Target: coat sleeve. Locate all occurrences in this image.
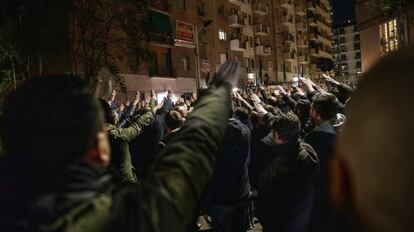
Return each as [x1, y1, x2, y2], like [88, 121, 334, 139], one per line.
[117, 111, 155, 142]
[113, 83, 232, 231]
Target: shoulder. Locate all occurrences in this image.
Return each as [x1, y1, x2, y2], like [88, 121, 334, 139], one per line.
[297, 142, 319, 166]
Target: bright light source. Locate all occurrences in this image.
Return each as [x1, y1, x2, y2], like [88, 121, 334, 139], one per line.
[247, 73, 255, 80]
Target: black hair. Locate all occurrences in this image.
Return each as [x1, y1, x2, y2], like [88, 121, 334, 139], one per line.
[312, 93, 340, 121]
[234, 107, 249, 122]
[295, 99, 311, 123]
[0, 75, 105, 199]
[165, 110, 183, 131]
[99, 98, 117, 124]
[272, 112, 300, 142]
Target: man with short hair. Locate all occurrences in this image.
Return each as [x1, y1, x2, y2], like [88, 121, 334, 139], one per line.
[0, 59, 240, 231]
[99, 98, 157, 183]
[256, 113, 319, 232]
[305, 93, 351, 232]
[331, 48, 414, 232]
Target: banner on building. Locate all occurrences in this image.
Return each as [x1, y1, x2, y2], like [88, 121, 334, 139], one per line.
[175, 20, 195, 48]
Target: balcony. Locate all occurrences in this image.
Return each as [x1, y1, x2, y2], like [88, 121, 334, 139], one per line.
[254, 24, 270, 36]
[281, 14, 294, 27]
[281, 0, 293, 9]
[310, 48, 320, 57]
[283, 32, 295, 43]
[309, 32, 318, 41]
[253, 3, 269, 16]
[229, 0, 245, 7]
[229, 15, 246, 28]
[230, 38, 247, 52]
[317, 34, 332, 45]
[308, 15, 317, 27]
[298, 55, 309, 64]
[256, 45, 272, 56]
[296, 22, 306, 31]
[296, 5, 306, 16]
[319, 49, 333, 59]
[316, 5, 330, 19]
[307, 1, 316, 11]
[297, 39, 308, 48]
[149, 32, 174, 46]
[283, 51, 296, 62]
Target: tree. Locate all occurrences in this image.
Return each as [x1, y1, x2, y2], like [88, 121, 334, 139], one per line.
[0, 0, 151, 94]
[69, 0, 151, 92]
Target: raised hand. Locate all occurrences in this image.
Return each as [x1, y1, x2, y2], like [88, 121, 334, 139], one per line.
[299, 78, 315, 93]
[216, 59, 241, 88]
[322, 73, 340, 86]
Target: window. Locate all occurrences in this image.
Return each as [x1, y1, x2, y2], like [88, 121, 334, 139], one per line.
[218, 5, 225, 16]
[380, 18, 398, 55]
[220, 53, 227, 64]
[181, 55, 190, 71]
[177, 0, 186, 11]
[356, 61, 362, 69]
[218, 29, 227, 41]
[197, 3, 206, 17]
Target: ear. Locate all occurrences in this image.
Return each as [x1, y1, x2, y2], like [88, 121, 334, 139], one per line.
[87, 131, 111, 168]
[330, 157, 352, 210]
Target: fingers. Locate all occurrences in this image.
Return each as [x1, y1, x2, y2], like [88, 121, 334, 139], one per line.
[219, 59, 239, 78]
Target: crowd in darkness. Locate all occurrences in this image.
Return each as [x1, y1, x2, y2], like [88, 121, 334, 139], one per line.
[0, 48, 414, 232]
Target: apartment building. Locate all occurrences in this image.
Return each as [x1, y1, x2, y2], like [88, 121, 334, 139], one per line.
[120, 0, 334, 98]
[356, 0, 414, 73]
[333, 20, 362, 84]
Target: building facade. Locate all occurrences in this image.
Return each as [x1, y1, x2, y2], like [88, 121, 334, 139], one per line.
[356, 0, 414, 73]
[119, 0, 334, 100]
[333, 20, 361, 85]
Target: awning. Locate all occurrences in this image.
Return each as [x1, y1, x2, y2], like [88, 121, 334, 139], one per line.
[150, 10, 172, 34]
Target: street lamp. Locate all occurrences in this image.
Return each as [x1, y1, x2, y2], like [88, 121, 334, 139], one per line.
[195, 20, 213, 90]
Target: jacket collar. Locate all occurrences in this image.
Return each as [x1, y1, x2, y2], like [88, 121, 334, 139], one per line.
[313, 120, 336, 135]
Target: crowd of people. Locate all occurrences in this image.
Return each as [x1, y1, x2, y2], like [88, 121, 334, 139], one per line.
[0, 48, 413, 232]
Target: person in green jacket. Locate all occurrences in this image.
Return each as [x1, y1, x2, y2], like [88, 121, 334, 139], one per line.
[99, 95, 160, 183]
[0, 59, 240, 232]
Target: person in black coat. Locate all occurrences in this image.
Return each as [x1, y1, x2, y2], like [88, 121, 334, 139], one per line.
[305, 93, 351, 232]
[205, 118, 251, 232]
[256, 113, 319, 232]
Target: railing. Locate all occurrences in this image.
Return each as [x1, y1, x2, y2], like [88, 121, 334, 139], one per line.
[253, 2, 269, 15]
[229, 14, 246, 27]
[149, 32, 174, 45]
[254, 24, 270, 34]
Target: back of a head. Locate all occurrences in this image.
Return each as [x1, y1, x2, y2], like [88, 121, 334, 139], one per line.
[0, 75, 104, 202]
[99, 98, 117, 124]
[295, 99, 311, 121]
[234, 107, 249, 122]
[272, 112, 300, 143]
[312, 93, 339, 121]
[337, 48, 414, 232]
[165, 110, 183, 131]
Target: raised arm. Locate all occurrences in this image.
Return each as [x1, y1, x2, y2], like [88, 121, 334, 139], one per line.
[144, 60, 238, 228]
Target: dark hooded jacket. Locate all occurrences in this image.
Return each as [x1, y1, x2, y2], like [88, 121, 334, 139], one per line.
[256, 141, 319, 232]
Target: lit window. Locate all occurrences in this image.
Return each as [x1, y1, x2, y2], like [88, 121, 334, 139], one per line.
[380, 19, 398, 55]
[218, 29, 227, 41]
[181, 55, 190, 71]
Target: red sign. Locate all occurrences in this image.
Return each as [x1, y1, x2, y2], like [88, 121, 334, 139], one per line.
[175, 20, 195, 48]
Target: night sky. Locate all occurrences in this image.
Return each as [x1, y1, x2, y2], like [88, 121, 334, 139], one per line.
[332, 0, 356, 24]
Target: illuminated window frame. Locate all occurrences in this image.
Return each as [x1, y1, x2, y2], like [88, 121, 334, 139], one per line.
[379, 19, 398, 55]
